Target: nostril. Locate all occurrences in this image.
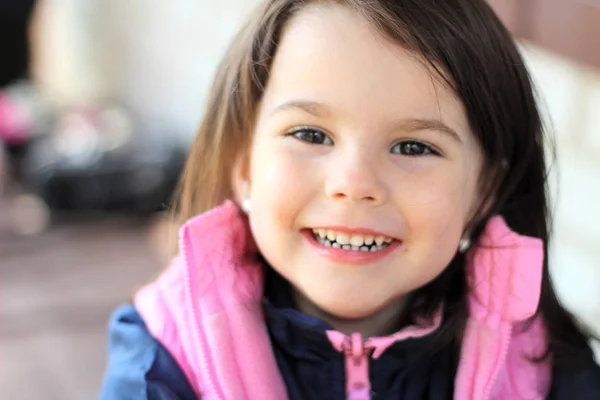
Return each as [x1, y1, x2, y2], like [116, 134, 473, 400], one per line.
[326, 180, 385, 204]
[352, 194, 377, 202]
[332, 192, 377, 202]
[332, 192, 348, 200]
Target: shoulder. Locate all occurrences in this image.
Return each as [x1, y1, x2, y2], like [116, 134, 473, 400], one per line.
[548, 355, 600, 399]
[100, 304, 197, 400]
[135, 256, 188, 341]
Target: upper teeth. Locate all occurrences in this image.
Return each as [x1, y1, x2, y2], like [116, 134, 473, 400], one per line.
[312, 228, 392, 247]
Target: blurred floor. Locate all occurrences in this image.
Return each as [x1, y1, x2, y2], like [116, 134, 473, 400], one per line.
[0, 196, 163, 400]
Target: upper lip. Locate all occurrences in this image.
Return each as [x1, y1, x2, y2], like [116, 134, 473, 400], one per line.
[308, 226, 398, 240]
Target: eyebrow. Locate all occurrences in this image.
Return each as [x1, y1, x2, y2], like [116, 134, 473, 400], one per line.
[271, 99, 330, 118]
[270, 99, 463, 143]
[400, 118, 463, 144]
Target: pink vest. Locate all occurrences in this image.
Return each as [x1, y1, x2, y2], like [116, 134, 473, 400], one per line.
[135, 201, 551, 399]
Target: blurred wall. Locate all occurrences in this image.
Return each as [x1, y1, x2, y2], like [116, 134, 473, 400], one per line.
[29, 0, 261, 143]
[490, 0, 600, 69]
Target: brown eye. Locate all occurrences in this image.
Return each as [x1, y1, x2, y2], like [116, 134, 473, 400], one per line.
[391, 140, 437, 156]
[288, 128, 333, 145]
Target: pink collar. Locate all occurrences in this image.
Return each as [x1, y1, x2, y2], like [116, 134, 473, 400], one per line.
[136, 200, 549, 400]
[326, 307, 443, 358]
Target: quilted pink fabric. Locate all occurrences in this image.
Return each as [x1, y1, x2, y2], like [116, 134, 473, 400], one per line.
[136, 201, 550, 399]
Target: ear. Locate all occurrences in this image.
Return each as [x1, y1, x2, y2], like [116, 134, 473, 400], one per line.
[231, 151, 251, 204]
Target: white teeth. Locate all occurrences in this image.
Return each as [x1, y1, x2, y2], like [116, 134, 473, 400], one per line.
[336, 233, 350, 245]
[350, 235, 364, 247]
[312, 228, 394, 251]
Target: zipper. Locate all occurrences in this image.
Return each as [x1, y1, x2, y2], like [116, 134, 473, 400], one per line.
[482, 324, 513, 400]
[340, 333, 375, 400]
[181, 229, 224, 400]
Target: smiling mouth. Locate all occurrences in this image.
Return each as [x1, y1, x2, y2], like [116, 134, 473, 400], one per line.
[310, 228, 394, 252]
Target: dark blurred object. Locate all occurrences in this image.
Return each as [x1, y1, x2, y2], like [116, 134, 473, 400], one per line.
[0, 81, 184, 235]
[21, 102, 185, 214]
[0, 0, 36, 87]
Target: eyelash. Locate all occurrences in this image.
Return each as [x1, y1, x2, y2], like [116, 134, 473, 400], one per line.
[390, 140, 439, 156]
[286, 127, 334, 145]
[286, 127, 439, 156]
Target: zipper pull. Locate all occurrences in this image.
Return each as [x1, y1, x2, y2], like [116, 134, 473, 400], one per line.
[341, 333, 373, 400]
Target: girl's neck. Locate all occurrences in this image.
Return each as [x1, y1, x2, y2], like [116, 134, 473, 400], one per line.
[293, 291, 407, 338]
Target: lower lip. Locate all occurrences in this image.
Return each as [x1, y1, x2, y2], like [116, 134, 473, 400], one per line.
[302, 230, 401, 265]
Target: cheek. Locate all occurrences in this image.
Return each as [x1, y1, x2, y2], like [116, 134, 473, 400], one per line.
[248, 141, 322, 278]
[249, 139, 319, 231]
[399, 162, 478, 256]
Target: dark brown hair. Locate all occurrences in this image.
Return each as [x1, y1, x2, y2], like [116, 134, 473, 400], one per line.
[177, 0, 597, 367]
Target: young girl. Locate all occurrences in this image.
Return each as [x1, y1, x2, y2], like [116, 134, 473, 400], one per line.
[100, 0, 600, 398]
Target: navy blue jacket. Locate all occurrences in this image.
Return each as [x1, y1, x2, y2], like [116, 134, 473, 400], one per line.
[100, 303, 600, 400]
[101, 271, 600, 399]
[101, 303, 458, 400]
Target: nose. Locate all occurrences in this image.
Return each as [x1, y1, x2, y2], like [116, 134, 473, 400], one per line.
[324, 150, 387, 206]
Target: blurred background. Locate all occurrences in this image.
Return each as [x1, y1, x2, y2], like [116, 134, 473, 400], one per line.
[0, 0, 598, 398]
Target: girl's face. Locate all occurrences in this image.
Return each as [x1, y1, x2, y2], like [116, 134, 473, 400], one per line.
[237, 5, 482, 324]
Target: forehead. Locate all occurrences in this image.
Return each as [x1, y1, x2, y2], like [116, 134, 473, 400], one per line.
[259, 4, 470, 137]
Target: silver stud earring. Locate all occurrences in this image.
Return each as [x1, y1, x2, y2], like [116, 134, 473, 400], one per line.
[458, 236, 471, 254]
[241, 197, 251, 214]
